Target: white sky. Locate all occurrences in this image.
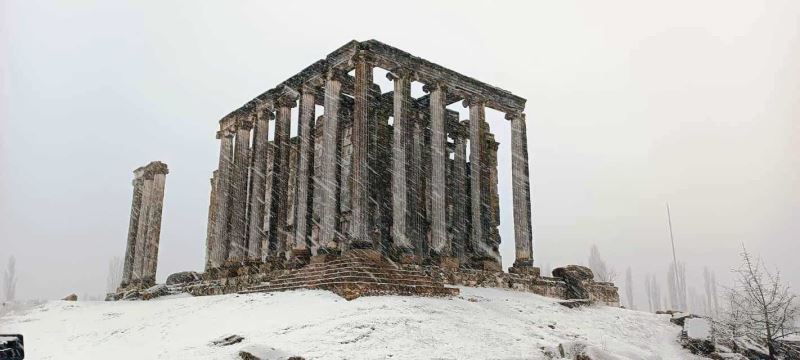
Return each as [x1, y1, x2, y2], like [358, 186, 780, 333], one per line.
[1, 0, 798, 306]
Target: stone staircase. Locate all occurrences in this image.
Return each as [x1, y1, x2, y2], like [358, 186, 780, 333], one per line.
[241, 250, 459, 300]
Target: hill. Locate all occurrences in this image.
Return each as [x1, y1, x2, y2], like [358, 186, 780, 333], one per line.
[0, 287, 699, 359]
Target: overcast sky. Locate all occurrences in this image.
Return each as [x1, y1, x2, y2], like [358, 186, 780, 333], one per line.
[1, 0, 798, 305]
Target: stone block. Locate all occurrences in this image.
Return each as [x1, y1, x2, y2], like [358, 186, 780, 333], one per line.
[475, 260, 502, 272]
[310, 253, 338, 264]
[439, 257, 460, 271]
[166, 271, 202, 285]
[509, 265, 540, 277]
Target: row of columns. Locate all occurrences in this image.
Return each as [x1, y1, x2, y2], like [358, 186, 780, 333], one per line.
[207, 52, 533, 270]
[121, 161, 169, 288]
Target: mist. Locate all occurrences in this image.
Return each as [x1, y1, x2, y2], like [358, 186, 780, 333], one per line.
[1, 0, 798, 305]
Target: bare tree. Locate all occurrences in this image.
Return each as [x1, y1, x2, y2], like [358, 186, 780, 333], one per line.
[667, 261, 687, 311]
[645, 274, 662, 312]
[3, 256, 17, 302]
[716, 288, 752, 354]
[106, 256, 123, 293]
[624, 267, 635, 310]
[688, 286, 704, 314]
[588, 245, 616, 282]
[731, 245, 799, 359]
[703, 267, 719, 316]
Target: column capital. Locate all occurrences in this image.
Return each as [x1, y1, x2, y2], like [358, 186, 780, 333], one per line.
[215, 128, 235, 139]
[254, 99, 274, 114]
[386, 67, 413, 81]
[462, 96, 486, 108]
[275, 95, 298, 109]
[422, 81, 447, 94]
[325, 68, 347, 82]
[144, 161, 169, 175]
[258, 108, 275, 121]
[505, 111, 526, 121]
[353, 49, 376, 65]
[300, 80, 322, 94]
[233, 114, 254, 131]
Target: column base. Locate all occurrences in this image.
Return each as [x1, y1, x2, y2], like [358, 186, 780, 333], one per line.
[509, 263, 540, 277]
[438, 256, 460, 271]
[289, 248, 312, 269]
[310, 250, 340, 264]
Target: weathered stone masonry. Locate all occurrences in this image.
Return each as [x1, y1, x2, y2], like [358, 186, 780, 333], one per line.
[120, 161, 168, 289]
[204, 39, 534, 273]
[111, 40, 618, 305]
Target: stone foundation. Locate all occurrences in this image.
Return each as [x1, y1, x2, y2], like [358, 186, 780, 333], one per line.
[110, 252, 619, 306]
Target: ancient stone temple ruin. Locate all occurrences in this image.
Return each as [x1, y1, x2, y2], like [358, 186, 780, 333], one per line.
[119, 161, 169, 290]
[206, 39, 533, 274]
[112, 40, 618, 305]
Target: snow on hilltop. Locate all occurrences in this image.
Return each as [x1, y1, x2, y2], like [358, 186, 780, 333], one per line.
[0, 287, 700, 359]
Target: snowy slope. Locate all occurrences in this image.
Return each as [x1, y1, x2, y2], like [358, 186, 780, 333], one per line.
[0, 287, 700, 359]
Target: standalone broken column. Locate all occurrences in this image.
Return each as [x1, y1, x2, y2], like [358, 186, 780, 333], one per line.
[120, 161, 168, 289]
[142, 161, 168, 284]
[121, 167, 146, 288]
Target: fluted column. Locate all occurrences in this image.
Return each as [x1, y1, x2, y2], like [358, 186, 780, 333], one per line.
[143, 162, 168, 283]
[247, 106, 272, 260]
[270, 97, 295, 258]
[426, 83, 448, 256]
[350, 52, 373, 249]
[293, 86, 316, 255]
[211, 128, 235, 267]
[410, 112, 426, 258]
[227, 116, 253, 262]
[451, 122, 469, 261]
[467, 99, 486, 257]
[121, 169, 145, 286]
[205, 171, 218, 270]
[132, 172, 153, 281]
[509, 112, 534, 267]
[319, 71, 342, 251]
[388, 70, 412, 253]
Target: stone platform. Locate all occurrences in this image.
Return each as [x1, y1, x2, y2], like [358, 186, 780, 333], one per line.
[240, 250, 459, 300]
[112, 253, 618, 305]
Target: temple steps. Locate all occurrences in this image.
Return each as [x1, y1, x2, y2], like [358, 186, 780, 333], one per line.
[240, 250, 459, 300]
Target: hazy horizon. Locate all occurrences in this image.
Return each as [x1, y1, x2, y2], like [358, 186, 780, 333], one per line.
[1, 0, 798, 308]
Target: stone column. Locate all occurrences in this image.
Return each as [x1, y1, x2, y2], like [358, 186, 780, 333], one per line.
[482, 130, 501, 265]
[350, 52, 373, 249]
[205, 171, 218, 270]
[132, 172, 153, 281]
[247, 105, 272, 260]
[121, 169, 145, 286]
[426, 83, 448, 257]
[211, 128, 235, 267]
[410, 112, 427, 259]
[388, 69, 412, 254]
[143, 162, 168, 283]
[293, 86, 316, 258]
[269, 97, 295, 258]
[227, 115, 253, 262]
[509, 112, 534, 268]
[319, 71, 342, 251]
[467, 99, 486, 258]
[451, 122, 469, 261]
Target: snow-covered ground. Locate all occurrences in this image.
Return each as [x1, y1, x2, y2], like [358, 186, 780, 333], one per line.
[0, 287, 700, 359]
